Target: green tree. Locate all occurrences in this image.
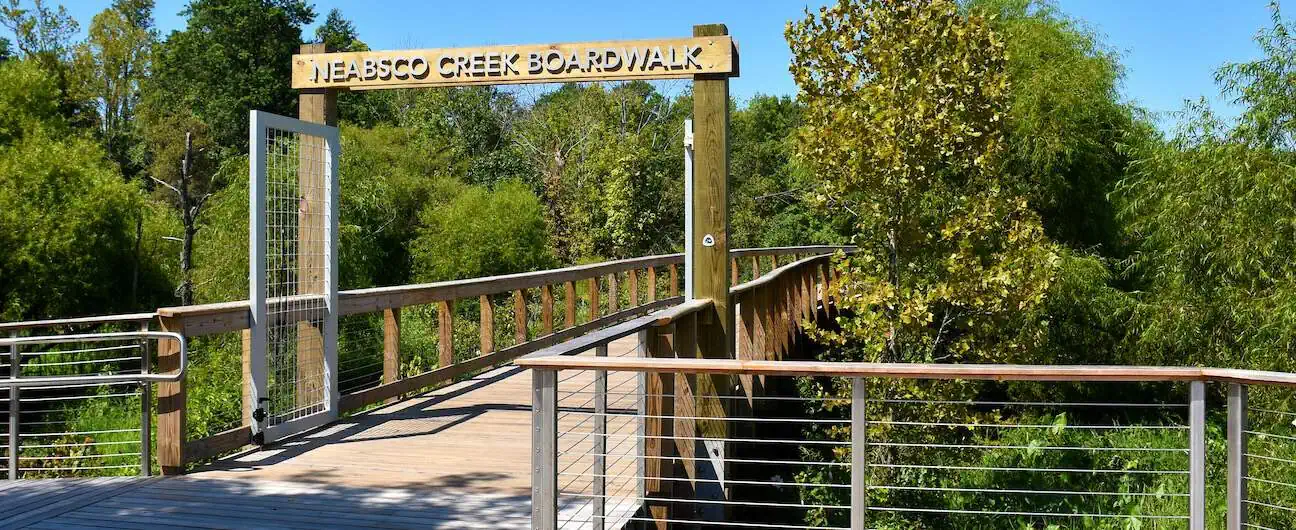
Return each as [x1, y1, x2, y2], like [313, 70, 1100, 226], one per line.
[411, 180, 554, 282]
[788, 0, 1058, 362]
[148, 0, 315, 151]
[0, 0, 95, 128]
[73, 0, 156, 178]
[0, 36, 12, 62]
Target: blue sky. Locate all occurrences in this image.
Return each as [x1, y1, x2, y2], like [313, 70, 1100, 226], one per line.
[51, 0, 1278, 124]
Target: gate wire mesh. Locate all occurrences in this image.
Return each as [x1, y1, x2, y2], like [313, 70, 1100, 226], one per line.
[263, 126, 330, 427]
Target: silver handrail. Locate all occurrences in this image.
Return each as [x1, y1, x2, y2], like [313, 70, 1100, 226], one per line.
[0, 331, 186, 389]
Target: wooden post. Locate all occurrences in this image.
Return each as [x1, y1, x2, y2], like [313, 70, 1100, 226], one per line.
[588, 277, 601, 321]
[644, 325, 677, 529]
[296, 42, 337, 413]
[669, 264, 679, 298]
[480, 295, 494, 354]
[565, 281, 577, 327]
[241, 329, 252, 427]
[690, 23, 732, 355]
[647, 266, 658, 302]
[514, 290, 528, 344]
[383, 308, 400, 386]
[731, 257, 739, 286]
[541, 285, 554, 335]
[608, 274, 619, 313]
[750, 256, 759, 278]
[157, 316, 186, 475]
[438, 301, 454, 368]
[629, 269, 640, 307]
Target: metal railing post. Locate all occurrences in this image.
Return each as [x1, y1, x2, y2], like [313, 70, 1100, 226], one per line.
[1189, 381, 1206, 530]
[851, 377, 867, 530]
[594, 344, 608, 530]
[531, 368, 558, 530]
[139, 322, 152, 477]
[8, 331, 17, 481]
[1228, 383, 1248, 530]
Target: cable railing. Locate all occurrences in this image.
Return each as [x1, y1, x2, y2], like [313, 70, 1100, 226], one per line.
[517, 252, 1296, 530]
[0, 330, 187, 479]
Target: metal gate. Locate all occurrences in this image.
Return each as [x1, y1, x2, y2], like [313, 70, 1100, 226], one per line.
[248, 110, 340, 444]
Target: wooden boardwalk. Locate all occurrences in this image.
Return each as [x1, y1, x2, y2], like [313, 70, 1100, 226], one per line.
[0, 337, 642, 529]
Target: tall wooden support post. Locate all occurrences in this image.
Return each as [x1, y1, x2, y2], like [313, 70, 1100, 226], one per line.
[644, 325, 677, 529]
[689, 23, 736, 517]
[296, 42, 338, 412]
[157, 316, 186, 475]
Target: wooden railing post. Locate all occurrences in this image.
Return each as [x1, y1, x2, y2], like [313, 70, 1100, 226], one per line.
[647, 266, 657, 302]
[541, 285, 554, 335]
[588, 277, 601, 321]
[608, 274, 619, 313]
[644, 325, 676, 529]
[565, 281, 577, 327]
[157, 315, 186, 475]
[750, 255, 759, 278]
[479, 295, 494, 354]
[669, 264, 679, 298]
[731, 257, 739, 286]
[629, 270, 639, 307]
[383, 308, 401, 402]
[438, 301, 454, 368]
[514, 290, 528, 344]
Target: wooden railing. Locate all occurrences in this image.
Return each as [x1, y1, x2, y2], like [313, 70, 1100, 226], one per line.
[134, 246, 842, 473]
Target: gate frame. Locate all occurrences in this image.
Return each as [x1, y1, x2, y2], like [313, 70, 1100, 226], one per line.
[248, 109, 342, 445]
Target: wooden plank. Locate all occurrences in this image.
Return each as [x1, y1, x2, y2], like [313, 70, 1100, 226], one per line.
[629, 269, 639, 307]
[643, 326, 675, 529]
[588, 277, 601, 321]
[439, 300, 454, 369]
[184, 425, 253, 464]
[608, 273, 619, 313]
[0, 477, 154, 529]
[564, 281, 577, 328]
[480, 295, 494, 354]
[668, 264, 678, 297]
[241, 329, 251, 427]
[383, 308, 400, 387]
[646, 266, 657, 302]
[515, 356, 1216, 382]
[513, 290, 527, 345]
[541, 285, 554, 335]
[157, 316, 186, 475]
[291, 36, 736, 90]
[731, 257, 739, 286]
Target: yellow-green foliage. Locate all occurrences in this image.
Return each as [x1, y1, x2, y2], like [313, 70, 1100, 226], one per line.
[787, 0, 1058, 363]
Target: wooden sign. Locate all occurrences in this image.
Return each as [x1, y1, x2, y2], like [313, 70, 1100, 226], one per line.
[291, 36, 736, 90]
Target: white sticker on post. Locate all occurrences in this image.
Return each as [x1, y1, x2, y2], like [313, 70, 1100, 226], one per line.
[702, 234, 716, 247]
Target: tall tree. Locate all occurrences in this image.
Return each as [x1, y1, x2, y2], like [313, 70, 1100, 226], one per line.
[73, 0, 156, 178]
[0, 0, 94, 127]
[788, 0, 1058, 362]
[147, 0, 314, 151]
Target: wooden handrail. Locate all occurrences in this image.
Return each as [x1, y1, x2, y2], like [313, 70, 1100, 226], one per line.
[513, 356, 1296, 388]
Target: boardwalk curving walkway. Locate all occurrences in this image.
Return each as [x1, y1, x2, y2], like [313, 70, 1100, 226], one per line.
[0, 336, 642, 529]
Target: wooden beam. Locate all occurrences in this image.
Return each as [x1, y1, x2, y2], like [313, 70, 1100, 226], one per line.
[608, 274, 619, 313]
[669, 264, 679, 297]
[541, 284, 554, 335]
[629, 270, 639, 307]
[565, 281, 578, 328]
[291, 37, 736, 91]
[157, 316, 186, 475]
[297, 42, 336, 417]
[480, 295, 494, 354]
[588, 277, 601, 321]
[644, 325, 676, 529]
[514, 289, 528, 344]
[383, 308, 400, 386]
[647, 266, 657, 302]
[438, 300, 454, 368]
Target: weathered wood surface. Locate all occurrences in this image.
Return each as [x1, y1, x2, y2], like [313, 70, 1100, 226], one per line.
[0, 335, 643, 529]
